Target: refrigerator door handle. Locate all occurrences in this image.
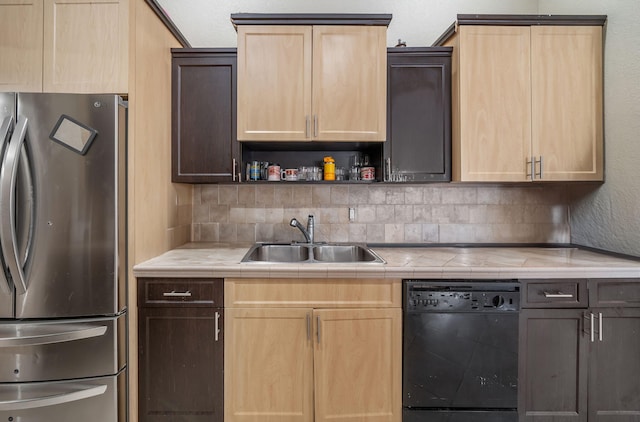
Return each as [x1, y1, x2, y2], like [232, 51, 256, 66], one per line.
[0, 116, 29, 294]
[0, 116, 14, 295]
[0, 324, 108, 347]
[0, 383, 107, 411]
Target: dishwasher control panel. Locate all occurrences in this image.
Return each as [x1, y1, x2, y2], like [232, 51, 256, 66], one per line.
[404, 280, 520, 312]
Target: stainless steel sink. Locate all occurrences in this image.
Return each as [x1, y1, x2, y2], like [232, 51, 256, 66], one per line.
[241, 243, 384, 264]
[312, 245, 382, 263]
[242, 244, 310, 263]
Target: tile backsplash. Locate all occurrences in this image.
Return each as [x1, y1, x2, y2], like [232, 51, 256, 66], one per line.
[192, 184, 570, 244]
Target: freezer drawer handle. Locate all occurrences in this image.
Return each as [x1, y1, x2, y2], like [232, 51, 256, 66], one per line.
[0, 383, 107, 411]
[0, 116, 29, 295]
[0, 324, 107, 347]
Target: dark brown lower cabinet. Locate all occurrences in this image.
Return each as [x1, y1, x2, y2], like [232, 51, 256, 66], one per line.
[519, 279, 640, 422]
[588, 308, 640, 421]
[519, 308, 588, 421]
[138, 278, 223, 422]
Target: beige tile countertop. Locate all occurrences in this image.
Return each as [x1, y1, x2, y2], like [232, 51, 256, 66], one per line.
[132, 243, 640, 280]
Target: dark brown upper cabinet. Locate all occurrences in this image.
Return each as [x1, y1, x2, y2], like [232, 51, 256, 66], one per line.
[171, 48, 239, 183]
[384, 47, 452, 182]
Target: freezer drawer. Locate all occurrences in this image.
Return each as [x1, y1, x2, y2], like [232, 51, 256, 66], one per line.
[0, 315, 125, 382]
[0, 370, 126, 421]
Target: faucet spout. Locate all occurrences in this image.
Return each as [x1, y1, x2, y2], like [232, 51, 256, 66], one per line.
[290, 214, 315, 244]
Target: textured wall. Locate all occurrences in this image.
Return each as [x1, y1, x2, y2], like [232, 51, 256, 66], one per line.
[193, 184, 570, 244]
[539, 0, 640, 256]
[157, 0, 538, 47]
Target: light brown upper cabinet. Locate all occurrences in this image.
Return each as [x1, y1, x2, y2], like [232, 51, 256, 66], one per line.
[441, 15, 605, 182]
[0, 0, 44, 92]
[0, 0, 128, 93]
[236, 22, 388, 142]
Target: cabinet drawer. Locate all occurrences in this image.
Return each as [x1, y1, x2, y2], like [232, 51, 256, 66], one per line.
[521, 279, 588, 308]
[138, 278, 223, 307]
[224, 278, 401, 308]
[589, 279, 640, 308]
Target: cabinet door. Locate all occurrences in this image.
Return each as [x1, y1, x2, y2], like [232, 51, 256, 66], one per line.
[314, 308, 402, 422]
[224, 308, 314, 422]
[588, 308, 640, 421]
[312, 26, 387, 142]
[457, 26, 531, 182]
[386, 48, 451, 181]
[531, 26, 603, 181]
[0, 0, 43, 92]
[138, 307, 224, 422]
[172, 50, 239, 183]
[518, 309, 588, 422]
[237, 26, 312, 141]
[43, 0, 128, 93]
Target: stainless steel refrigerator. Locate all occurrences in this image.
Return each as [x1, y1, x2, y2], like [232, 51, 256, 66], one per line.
[0, 93, 127, 421]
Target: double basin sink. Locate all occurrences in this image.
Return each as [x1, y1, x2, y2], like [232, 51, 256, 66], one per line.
[241, 243, 385, 264]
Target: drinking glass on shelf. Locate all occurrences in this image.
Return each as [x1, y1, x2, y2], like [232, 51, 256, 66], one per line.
[349, 166, 360, 181]
[350, 153, 362, 168]
[298, 166, 308, 181]
[308, 166, 322, 181]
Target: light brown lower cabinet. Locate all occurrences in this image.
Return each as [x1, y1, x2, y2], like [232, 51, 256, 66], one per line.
[224, 278, 402, 422]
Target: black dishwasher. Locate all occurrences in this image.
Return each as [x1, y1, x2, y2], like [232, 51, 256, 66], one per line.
[403, 280, 520, 422]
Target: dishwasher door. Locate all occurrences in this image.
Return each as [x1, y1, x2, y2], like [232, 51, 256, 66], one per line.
[403, 310, 519, 408]
[403, 280, 520, 413]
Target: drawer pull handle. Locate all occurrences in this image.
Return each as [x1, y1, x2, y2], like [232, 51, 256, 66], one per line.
[163, 291, 192, 297]
[543, 291, 574, 298]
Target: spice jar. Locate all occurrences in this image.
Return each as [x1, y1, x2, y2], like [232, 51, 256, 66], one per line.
[323, 156, 335, 181]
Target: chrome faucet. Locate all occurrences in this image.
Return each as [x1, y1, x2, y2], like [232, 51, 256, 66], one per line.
[290, 215, 315, 244]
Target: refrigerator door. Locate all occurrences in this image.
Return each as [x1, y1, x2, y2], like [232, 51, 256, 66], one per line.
[12, 93, 124, 319]
[0, 93, 16, 317]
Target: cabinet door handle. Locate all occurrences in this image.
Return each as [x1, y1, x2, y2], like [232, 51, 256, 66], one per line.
[543, 291, 574, 298]
[526, 158, 534, 180]
[214, 311, 220, 342]
[590, 313, 595, 342]
[385, 157, 391, 181]
[316, 315, 321, 344]
[313, 115, 318, 138]
[232, 158, 237, 182]
[162, 291, 192, 297]
[306, 313, 311, 341]
[598, 312, 603, 342]
[534, 156, 543, 179]
[305, 116, 310, 138]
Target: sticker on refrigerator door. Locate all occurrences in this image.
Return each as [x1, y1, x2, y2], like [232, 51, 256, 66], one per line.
[49, 114, 97, 155]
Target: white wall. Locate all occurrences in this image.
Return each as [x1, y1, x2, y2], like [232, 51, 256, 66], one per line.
[158, 0, 538, 47]
[538, 0, 640, 256]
